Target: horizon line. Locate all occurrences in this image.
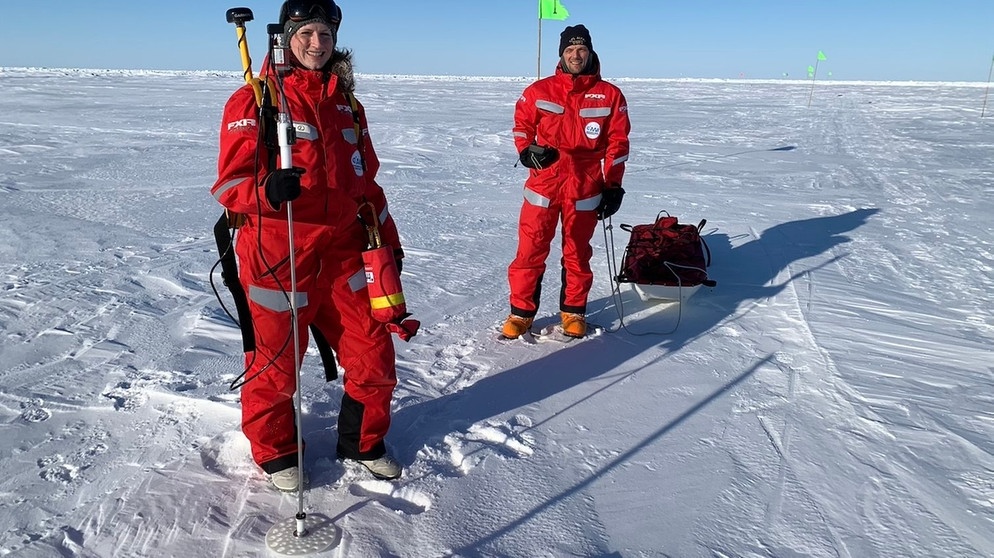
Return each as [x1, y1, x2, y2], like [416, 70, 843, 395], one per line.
[1, 66, 989, 88]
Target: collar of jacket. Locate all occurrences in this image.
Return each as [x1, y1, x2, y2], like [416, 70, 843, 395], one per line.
[554, 51, 601, 91]
[554, 66, 600, 92]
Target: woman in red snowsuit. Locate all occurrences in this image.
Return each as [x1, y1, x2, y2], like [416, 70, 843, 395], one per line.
[211, 0, 403, 489]
[503, 24, 631, 339]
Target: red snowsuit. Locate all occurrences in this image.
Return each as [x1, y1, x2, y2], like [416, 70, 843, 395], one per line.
[212, 52, 402, 473]
[509, 58, 630, 317]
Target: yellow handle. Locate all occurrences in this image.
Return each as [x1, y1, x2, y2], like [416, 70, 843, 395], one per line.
[233, 23, 277, 108]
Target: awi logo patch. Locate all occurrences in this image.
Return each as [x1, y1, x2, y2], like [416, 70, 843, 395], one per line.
[352, 150, 364, 176]
[584, 122, 601, 139]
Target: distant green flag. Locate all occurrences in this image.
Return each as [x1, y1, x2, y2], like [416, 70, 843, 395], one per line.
[540, 0, 569, 20]
[808, 65, 815, 74]
[817, 50, 827, 61]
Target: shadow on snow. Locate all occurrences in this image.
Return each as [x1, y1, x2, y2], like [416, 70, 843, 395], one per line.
[389, 207, 880, 553]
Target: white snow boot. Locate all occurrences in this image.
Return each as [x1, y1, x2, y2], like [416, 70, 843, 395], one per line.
[267, 466, 304, 492]
[357, 454, 402, 480]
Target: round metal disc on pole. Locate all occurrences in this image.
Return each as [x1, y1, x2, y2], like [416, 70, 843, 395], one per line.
[266, 514, 341, 556]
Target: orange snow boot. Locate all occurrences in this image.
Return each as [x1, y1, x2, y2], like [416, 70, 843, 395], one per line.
[501, 314, 534, 339]
[560, 312, 587, 338]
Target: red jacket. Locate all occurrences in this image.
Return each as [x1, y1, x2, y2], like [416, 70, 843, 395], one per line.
[513, 62, 630, 202]
[212, 52, 402, 258]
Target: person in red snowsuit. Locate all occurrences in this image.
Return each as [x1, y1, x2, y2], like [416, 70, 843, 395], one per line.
[503, 24, 631, 339]
[212, 0, 404, 490]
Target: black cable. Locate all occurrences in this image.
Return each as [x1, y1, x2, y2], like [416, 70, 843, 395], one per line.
[227, 50, 299, 392]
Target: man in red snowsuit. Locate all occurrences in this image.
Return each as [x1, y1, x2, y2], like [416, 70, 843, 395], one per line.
[212, 0, 404, 490]
[503, 24, 631, 339]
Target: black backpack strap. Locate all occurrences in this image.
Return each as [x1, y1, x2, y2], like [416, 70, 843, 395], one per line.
[310, 326, 339, 381]
[213, 212, 256, 353]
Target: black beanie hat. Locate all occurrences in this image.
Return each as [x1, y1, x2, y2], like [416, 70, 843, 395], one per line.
[559, 24, 593, 57]
[281, 0, 341, 44]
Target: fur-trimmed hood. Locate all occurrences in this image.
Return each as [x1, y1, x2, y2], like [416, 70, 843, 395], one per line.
[324, 48, 355, 93]
[260, 48, 356, 93]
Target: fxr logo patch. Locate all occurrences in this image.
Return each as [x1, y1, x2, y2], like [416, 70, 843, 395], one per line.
[227, 118, 257, 132]
[585, 93, 606, 99]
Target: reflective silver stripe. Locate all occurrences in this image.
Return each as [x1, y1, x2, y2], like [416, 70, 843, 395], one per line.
[249, 285, 308, 312]
[579, 107, 611, 118]
[576, 193, 603, 212]
[379, 203, 389, 224]
[513, 131, 528, 138]
[293, 122, 318, 140]
[535, 100, 564, 114]
[342, 128, 369, 145]
[213, 177, 247, 200]
[612, 154, 629, 166]
[348, 269, 367, 292]
[523, 187, 551, 208]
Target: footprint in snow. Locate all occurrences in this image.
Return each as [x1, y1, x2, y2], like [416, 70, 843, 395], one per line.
[37, 455, 80, 484]
[20, 399, 52, 423]
[442, 415, 535, 475]
[350, 480, 432, 514]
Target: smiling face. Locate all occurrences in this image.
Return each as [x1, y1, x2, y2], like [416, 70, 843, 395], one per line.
[289, 22, 335, 70]
[561, 44, 590, 75]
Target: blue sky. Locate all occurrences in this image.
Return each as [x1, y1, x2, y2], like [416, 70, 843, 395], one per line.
[1, 0, 991, 81]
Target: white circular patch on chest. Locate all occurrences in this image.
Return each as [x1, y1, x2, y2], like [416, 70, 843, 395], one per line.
[352, 150, 364, 176]
[584, 122, 601, 139]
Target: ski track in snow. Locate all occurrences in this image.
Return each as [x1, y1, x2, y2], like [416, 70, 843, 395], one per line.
[0, 69, 992, 556]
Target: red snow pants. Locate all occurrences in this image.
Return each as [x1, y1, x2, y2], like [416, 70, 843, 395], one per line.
[235, 219, 397, 472]
[507, 186, 600, 317]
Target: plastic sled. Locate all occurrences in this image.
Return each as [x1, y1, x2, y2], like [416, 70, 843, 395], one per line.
[630, 282, 702, 303]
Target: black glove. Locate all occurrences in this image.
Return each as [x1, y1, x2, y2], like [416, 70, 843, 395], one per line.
[519, 143, 560, 169]
[395, 258, 403, 274]
[596, 185, 625, 220]
[265, 167, 304, 208]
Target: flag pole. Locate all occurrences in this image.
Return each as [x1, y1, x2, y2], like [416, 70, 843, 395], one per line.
[537, 15, 543, 80]
[982, 53, 994, 118]
[807, 58, 820, 108]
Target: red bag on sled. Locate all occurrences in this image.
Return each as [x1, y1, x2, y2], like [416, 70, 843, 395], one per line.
[616, 212, 716, 288]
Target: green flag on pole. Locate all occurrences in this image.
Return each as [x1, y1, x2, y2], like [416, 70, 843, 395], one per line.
[817, 50, 827, 61]
[540, 0, 569, 20]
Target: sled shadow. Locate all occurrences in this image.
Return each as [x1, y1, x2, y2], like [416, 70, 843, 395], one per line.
[596, 206, 882, 352]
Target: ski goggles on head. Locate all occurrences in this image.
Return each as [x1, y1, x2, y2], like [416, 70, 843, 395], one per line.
[281, 0, 342, 28]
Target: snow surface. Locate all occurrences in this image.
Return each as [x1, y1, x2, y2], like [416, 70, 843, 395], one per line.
[1, 67, 992, 557]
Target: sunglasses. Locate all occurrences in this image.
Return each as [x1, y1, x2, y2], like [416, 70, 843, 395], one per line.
[282, 0, 342, 26]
